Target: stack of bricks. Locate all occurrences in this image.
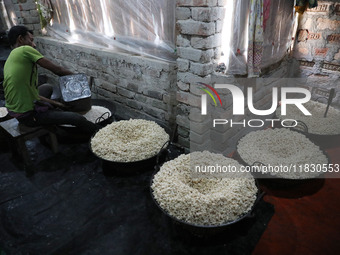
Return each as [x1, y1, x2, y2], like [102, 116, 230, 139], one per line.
[293, 0, 340, 108]
[175, 0, 290, 151]
[8, 0, 41, 34]
[176, 0, 225, 148]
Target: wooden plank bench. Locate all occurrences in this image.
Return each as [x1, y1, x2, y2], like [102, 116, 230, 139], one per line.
[0, 118, 58, 167]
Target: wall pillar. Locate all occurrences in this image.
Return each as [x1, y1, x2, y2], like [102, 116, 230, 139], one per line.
[175, 0, 225, 148]
[9, 0, 41, 34]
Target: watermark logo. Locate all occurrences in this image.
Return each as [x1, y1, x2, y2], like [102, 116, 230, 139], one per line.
[199, 82, 312, 128]
[198, 82, 223, 115]
[201, 84, 311, 116]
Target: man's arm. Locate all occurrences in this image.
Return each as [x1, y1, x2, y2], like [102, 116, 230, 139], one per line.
[37, 57, 73, 76]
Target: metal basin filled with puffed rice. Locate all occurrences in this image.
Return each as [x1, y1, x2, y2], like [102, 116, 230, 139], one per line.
[60, 99, 115, 129]
[87, 99, 115, 126]
[275, 100, 340, 148]
[235, 128, 330, 187]
[0, 107, 9, 122]
[57, 99, 115, 143]
[90, 119, 169, 176]
[150, 151, 263, 236]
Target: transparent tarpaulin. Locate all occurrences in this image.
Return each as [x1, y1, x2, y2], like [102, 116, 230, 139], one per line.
[261, 0, 296, 68]
[43, 0, 176, 62]
[225, 0, 249, 75]
[1, 0, 16, 30]
[223, 0, 296, 75]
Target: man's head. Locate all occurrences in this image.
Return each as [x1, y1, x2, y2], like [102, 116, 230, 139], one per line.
[7, 25, 36, 48]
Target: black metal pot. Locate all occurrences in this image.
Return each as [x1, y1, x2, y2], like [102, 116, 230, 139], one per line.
[59, 99, 115, 131]
[65, 97, 92, 113]
[273, 110, 340, 150]
[90, 99, 115, 126]
[150, 173, 264, 236]
[89, 138, 169, 177]
[234, 129, 331, 188]
[305, 133, 340, 150]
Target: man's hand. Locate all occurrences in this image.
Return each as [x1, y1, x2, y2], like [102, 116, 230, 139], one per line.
[38, 95, 70, 110]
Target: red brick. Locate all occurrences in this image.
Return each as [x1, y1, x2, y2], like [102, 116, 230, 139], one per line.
[299, 60, 315, 68]
[315, 48, 328, 57]
[317, 18, 340, 30]
[308, 33, 321, 40]
[334, 50, 340, 61]
[335, 4, 340, 15]
[322, 63, 340, 72]
[327, 34, 340, 44]
[306, 3, 330, 12]
[297, 47, 309, 56]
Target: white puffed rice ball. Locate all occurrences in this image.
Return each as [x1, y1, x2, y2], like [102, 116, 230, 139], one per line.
[91, 119, 169, 162]
[151, 151, 258, 226]
[276, 101, 340, 135]
[237, 128, 328, 179]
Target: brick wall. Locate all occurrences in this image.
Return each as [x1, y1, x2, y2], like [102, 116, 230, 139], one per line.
[207, 61, 291, 155]
[293, 0, 340, 109]
[5, 0, 305, 151]
[176, 0, 225, 148]
[36, 37, 177, 132]
[5, 0, 179, 137]
[6, 0, 41, 34]
[175, 0, 292, 152]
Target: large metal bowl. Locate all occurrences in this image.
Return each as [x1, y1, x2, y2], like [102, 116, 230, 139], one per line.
[89, 136, 169, 176]
[56, 99, 116, 143]
[234, 128, 331, 187]
[89, 98, 116, 126]
[273, 117, 340, 149]
[149, 170, 263, 236]
[58, 98, 115, 130]
[274, 99, 340, 149]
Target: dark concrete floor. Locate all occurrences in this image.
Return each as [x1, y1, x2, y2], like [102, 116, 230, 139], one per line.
[0, 126, 339, 255]
[0, 137, 274, 255]
[252, 137, 340, 255]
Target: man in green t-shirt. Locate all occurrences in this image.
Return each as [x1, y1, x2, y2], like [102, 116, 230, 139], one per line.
[3, 26, 98, 134]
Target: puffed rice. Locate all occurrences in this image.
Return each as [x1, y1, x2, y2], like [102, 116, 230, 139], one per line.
[91, 119, 169, 162]
[151, 151, 258, 226]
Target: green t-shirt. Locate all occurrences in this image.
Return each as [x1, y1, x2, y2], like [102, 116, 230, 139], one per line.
[3, 46, 44, 113]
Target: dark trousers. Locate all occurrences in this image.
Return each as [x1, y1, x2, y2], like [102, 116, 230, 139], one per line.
[17, 84, 98, 134]
[18, 109, 98, 134]
[38, 84, 54, 99]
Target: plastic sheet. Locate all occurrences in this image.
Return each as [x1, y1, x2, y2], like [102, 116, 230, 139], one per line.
[42, 0, 176, 62]
[223, 0, 296, 75]
[261, 0, 296, 68]
[225, 0, 249, 75]
[0, 0, 16, 31]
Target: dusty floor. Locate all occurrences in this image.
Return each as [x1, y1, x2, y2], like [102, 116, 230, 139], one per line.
[0, 128, 339, 254]
[0, 137, 274, 255]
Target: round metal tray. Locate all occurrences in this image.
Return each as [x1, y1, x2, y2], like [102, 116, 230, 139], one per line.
[273, 113, 340, 149]
[90, 136, 169, 177]
[234, 128, 331, 187]
[89, 99, 115, 126]
[150, 170, 264, 236]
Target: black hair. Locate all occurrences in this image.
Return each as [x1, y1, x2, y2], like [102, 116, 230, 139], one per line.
[7, 25, 33, 47]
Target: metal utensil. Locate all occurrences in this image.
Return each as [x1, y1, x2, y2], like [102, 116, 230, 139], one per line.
[324, 88, 335, 117]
